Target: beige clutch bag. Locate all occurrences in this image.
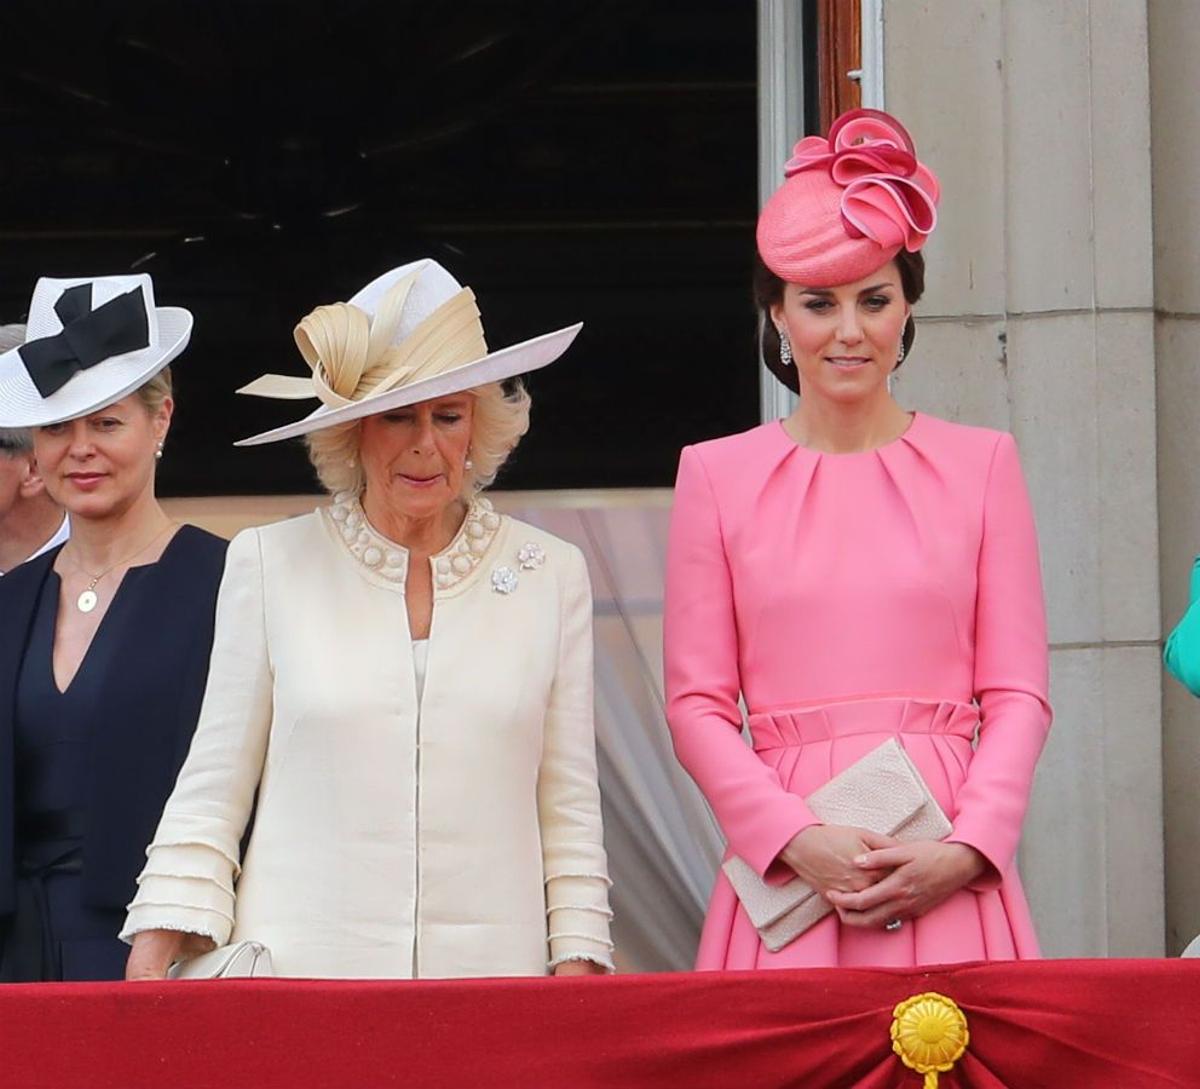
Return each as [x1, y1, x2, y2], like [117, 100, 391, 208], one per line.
[168, 940, 273, 980]
[722, 737, 952, 952]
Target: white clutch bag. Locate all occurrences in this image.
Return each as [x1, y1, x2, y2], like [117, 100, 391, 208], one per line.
[168, 940, 273, 980]
[722, 737, 952, 952]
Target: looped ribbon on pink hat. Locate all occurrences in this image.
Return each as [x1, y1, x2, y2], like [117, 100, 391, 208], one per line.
[784, 108, 939, 251]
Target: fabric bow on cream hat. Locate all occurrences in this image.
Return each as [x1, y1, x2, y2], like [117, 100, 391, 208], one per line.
[235, 258, 581, 446]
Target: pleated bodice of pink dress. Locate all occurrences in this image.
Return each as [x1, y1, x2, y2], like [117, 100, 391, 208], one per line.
[664, 412, 1051, 969]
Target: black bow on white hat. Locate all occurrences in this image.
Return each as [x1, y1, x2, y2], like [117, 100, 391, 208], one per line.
[0, 274, 192, 428]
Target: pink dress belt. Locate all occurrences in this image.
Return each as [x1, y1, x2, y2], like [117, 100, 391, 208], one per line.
[747, 697, 979, 752]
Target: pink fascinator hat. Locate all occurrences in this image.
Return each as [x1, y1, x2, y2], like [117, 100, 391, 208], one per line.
[756, 108, 940, 286]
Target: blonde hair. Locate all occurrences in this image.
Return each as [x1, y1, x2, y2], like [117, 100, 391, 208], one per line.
[305, 380, 531, 498]
[135, 367, 173, 416]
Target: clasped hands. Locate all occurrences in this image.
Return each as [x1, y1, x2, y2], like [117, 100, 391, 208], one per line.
[778, 824, 986, 930]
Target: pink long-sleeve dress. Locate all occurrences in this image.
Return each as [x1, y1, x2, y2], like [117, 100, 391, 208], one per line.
[664, 412, 1051, 969]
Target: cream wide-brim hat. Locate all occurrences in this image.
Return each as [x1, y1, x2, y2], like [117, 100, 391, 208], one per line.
[0, 274, 192, 428]
[234, 258, 582, 446]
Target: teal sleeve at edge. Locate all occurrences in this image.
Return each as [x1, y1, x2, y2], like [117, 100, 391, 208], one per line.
[1164, 556, 1200, 696]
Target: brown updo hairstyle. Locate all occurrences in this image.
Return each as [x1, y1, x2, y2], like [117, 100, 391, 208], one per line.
[755, 249, 926, 395]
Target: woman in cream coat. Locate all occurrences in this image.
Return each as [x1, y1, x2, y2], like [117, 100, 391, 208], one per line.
[123, 259, 614, 979]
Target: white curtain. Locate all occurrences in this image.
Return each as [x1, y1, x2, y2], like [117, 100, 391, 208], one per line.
[497, 496, 724, 972]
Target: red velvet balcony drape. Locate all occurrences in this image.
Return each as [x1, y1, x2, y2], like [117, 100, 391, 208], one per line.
[2, 960, 1197, 1088]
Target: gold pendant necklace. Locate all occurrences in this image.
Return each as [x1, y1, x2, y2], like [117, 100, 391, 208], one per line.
[71, 522, 175, 613]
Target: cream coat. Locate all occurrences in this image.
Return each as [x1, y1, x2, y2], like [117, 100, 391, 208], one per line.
[122, 494, 614, 978]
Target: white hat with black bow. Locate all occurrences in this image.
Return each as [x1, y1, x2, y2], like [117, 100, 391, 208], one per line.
[0, 274, 192, 428]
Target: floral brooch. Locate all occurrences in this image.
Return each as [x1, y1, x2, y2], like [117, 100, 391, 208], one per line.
[492, 541, 547, 594]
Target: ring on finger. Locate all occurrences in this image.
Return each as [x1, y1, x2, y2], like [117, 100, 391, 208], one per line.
[884, 918, 903, 932]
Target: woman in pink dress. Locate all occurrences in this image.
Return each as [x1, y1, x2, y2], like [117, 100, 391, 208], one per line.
[664, 109, 1051, 969]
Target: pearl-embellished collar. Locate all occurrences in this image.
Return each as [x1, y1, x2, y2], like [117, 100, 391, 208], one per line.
[324, 491, 503, 593]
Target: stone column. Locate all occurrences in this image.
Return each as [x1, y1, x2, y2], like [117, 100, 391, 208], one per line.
[1149, 1, 1200, 956]
[758, 0, 806, 422]
[884, 0, 1163, 955]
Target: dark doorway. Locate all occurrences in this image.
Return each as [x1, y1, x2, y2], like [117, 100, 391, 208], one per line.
[0, 1, 760, 494]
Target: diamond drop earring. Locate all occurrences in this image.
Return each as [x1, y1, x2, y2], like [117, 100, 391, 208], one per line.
[778, 329, 793, 367]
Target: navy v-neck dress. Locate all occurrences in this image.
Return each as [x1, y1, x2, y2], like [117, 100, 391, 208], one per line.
[0, 525, 227, 981]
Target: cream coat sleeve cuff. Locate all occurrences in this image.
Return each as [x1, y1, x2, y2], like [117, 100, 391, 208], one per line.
[545, 874, 615, 970]
[127, 841, 237, 931]
[120, 896, 233, 948]
[538, 548, 614, 970]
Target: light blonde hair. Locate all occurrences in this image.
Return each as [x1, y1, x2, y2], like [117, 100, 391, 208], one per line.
[305, 381, 531, 498]
[135, 367, 173, 416]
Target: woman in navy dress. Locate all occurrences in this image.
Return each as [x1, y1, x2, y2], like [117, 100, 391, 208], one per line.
[0, 273, 226, 981]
